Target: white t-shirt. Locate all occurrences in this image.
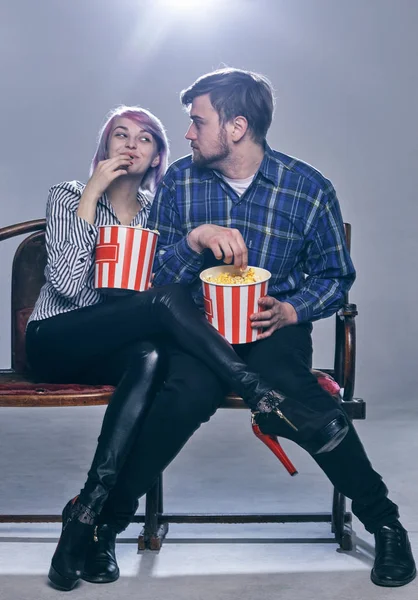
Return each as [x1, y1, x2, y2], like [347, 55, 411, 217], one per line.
[219, 173, 255, 197]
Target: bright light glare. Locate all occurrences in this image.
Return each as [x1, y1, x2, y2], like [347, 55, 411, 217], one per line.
[158, 0, 221, 10]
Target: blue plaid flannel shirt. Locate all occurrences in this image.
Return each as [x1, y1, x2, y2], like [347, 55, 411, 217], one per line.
[148, 145, 356, 323]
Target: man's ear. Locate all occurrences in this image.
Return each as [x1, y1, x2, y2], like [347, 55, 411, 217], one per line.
[231, 116, 248, 142]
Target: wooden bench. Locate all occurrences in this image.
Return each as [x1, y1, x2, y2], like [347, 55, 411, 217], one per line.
[0, 219, 364, 551]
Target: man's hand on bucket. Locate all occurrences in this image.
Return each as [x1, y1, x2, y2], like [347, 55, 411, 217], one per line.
[250, 297, 297, 339]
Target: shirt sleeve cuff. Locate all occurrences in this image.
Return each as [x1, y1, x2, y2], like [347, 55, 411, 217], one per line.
[283, 295, 312, 323]
[68, 215, 98, 252]
[174, 235, 205, 269]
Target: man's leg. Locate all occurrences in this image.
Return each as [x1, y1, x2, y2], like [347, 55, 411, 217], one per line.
[241, 324, 398, 530]
[98, 344, 227, 532]
[243, 323, 415, 587]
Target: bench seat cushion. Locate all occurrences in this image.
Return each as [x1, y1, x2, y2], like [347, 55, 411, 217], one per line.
[0, 373, 114, 407]
[0, 370, 340, 408]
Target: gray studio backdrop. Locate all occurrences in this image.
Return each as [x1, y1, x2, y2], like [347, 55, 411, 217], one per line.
[1, 0, 417, 407]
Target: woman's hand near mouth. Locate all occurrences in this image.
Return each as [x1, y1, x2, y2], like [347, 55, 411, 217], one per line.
[77, 156, 133, 224]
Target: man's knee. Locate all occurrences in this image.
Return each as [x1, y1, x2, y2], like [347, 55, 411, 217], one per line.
[165, 369, 226, 423]
[246, 328, 314, 398]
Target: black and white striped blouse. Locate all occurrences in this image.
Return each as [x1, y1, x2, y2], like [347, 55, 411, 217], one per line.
[28, 180, 151, 323]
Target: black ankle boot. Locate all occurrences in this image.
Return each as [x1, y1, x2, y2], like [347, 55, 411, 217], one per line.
[47, 344, 163, 590]
[82, 524, 120, 584]
[255, 391, 349, 454]
[48, 497, 97, 591]
[371, 522, 416, 587]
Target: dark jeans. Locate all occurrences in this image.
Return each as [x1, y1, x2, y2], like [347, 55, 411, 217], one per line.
[99, 323, 399, 535]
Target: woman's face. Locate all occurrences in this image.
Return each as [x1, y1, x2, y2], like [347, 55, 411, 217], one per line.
[107, 116, 160, 177]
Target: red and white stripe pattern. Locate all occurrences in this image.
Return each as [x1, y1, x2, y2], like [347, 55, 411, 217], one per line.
[95, 226, 158, 292]
[202, 280, 269, 344]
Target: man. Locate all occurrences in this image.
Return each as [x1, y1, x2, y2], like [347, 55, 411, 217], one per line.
[86, 68, 415, 588]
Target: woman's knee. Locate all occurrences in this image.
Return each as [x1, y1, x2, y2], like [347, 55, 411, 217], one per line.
[124, 340, 166, 380]
[131, 340, 160, 359]
[140, 340, 165, 363]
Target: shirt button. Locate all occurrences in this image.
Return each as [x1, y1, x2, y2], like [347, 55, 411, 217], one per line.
[79, 257, 86, 263]
[88, 229, 94, 235]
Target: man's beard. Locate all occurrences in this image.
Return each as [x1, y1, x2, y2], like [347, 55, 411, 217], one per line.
[192, 129, 230, 168]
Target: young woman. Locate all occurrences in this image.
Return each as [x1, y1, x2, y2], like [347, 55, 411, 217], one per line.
[26, 106, 348, 591]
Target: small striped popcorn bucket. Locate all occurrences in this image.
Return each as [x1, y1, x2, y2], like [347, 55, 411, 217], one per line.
[95, 225, 159, 292]
[200, 265, 271, 344]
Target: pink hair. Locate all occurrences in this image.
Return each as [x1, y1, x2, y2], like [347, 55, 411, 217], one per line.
[90, 105, 169, 193]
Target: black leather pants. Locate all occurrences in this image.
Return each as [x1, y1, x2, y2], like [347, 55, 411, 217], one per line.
[26, 284, 275, 408]
[26, 284, 346, 513]
[79, 342, 166, 512]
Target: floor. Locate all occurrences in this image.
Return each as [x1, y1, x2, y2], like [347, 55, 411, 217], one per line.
[0, 397, 417, 600]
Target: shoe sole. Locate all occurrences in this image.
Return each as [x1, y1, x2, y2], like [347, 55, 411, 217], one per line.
[82, 569, 120, 584]
[315, 423, 349, 454]
[371, 568, 417, 587]
[48, 565, 80, 591]
[308, 412, 350, 455]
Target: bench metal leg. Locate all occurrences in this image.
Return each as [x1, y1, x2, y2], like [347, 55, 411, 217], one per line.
[332, 487, 353, 550]
[138, 474, 168, 550]
[137, 476, 353, 552]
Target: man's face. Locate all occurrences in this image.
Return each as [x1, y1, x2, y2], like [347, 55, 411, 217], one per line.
[185, 94, 230, 168]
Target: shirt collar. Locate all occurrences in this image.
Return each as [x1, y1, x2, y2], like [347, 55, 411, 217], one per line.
[197, 166, 215, 182]
[138, 189, 154, 209]
[257, 144, 281, 186]
[97, 190, 152, 212]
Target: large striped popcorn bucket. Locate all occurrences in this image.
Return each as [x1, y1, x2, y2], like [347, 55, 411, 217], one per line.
[95, 225, 159, 292]
[200, 266, 271, 344]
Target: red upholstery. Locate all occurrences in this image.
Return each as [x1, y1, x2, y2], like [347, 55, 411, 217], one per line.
[0, 382, 115, 396]
[314, 372, 341, 397]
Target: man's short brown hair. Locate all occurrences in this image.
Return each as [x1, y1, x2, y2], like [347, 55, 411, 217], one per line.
[181, 68, 275, 144]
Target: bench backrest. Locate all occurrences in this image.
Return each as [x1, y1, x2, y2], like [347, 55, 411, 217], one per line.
[12, 230, 46, 372]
